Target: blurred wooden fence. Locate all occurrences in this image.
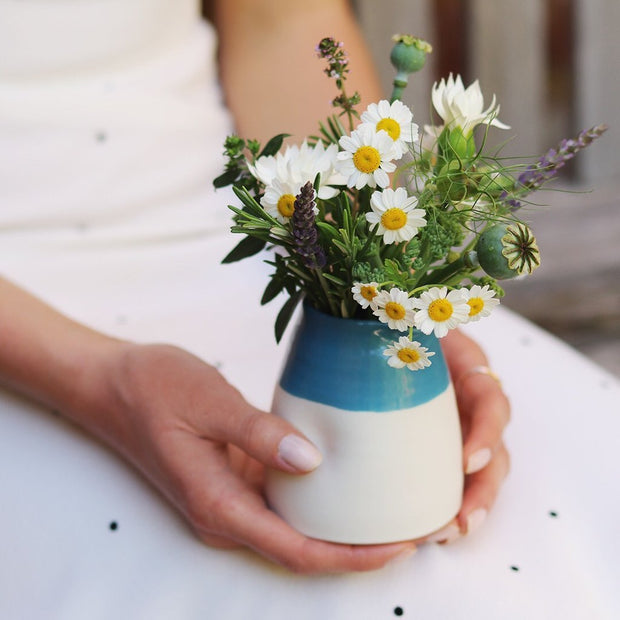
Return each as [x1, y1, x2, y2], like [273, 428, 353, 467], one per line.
[355, 0, 619, 183]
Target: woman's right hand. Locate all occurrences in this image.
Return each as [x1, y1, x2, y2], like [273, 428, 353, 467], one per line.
[97, 341, 418, 573]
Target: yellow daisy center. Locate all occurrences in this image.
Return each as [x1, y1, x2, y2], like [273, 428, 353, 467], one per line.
[381, 207, 407, 230]
[360, 285, 377, 302]
[397, 348, 420, 364]
[353, 146, 381, 174]
[385, 301, 406, 321]
[467, 297, 484, 316]
[277, 194, 296, 218]
[428, 299, 454, 322]
[376, 118, 401, 141]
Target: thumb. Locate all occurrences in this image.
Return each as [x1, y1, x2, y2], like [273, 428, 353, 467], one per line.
[200, 376, 322, 474]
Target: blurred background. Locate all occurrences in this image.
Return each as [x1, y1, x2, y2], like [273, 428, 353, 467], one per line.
[354, 0, 620, 377]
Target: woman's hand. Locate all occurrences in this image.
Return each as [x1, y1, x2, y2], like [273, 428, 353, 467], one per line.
[100, 332, 509, 568]
[423, 329, 511, 543]
[99, 342, 418, 574]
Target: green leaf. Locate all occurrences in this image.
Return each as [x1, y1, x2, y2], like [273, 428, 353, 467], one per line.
[213, 168, 239, 189]
[275, 291, 303, 343]
[221, 235, 266, 263]
[259, 133, 290, 158]
[321, 273, 347, 286]
[232, 186, 265, 217]
[261, 276, 284, 305]
[316, 221, 340, 240]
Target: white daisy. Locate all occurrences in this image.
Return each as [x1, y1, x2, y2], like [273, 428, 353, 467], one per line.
[351, 282, 380, 310]
[460, 285, 500, 322]
[359, 99, 419, 157]
[336, 125, 397, 189]
[366, 187, 427, 244]
[372, 287, 416, 331]
[249, 141, 343, 200]
[384, 336, 435, 371]
[412, 286, 469, 338]
[430, 73, 510, 137]
[260, 178, 317, 224]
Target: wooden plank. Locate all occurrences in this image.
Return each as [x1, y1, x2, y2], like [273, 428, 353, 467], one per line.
[574, 0, 620, 182]
[469, 0, 547, 157]
[355, 0, 436, 124]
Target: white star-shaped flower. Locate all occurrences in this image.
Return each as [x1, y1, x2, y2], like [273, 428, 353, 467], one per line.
[429, 73, 510, 137]
[249, 140, 343, 200]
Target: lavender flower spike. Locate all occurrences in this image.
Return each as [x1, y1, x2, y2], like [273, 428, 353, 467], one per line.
[507, 124, 608, 211]
[292, 181, 327, 269]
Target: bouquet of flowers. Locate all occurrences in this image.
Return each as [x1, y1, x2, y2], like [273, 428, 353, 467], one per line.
[214, 35, 605, 372]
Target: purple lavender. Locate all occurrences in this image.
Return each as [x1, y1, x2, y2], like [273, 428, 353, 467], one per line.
[505, 124, 607, 211]
[292, 182, 326, 269]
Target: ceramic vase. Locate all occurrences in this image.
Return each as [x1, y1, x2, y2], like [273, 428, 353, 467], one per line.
[265, 303, 464, 544]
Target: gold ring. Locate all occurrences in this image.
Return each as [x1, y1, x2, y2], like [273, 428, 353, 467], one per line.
[456, 365, 502, 392]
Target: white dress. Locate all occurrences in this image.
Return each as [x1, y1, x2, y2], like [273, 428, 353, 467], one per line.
[0, 2, 619, 619]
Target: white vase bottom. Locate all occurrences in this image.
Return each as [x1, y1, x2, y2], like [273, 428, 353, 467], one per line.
[266, 384, 464, 544]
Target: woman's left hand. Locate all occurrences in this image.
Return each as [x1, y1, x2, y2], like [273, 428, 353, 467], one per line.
[421, 329, 511, 544]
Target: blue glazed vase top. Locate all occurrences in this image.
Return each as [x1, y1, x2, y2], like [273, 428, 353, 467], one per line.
[278, 304, 450, 411]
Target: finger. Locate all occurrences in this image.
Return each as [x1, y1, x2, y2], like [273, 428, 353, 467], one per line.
[174, 437, 417, 573]
[441, 329, 490, 378]
[458, 373, 510, 474]
[421, 442, 510, 545]
[442, 329, 510, 473]
[457, 442, 510, 536]
[188, 368, 323, 474]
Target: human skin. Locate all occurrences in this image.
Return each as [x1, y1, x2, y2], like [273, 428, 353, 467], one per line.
[0, 0, 510, 573]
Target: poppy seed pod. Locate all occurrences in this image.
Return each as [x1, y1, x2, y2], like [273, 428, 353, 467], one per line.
[476, 222, 541, 279]
[390, 35, 432, 101]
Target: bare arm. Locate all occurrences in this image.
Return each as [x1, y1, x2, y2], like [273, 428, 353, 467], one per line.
[212, 0, 383, 141]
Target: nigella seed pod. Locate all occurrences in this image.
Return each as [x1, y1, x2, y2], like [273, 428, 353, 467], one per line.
[476, 222, 540, 279]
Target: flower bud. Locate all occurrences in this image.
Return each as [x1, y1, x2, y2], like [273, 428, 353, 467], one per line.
[476, 222, 540, 279]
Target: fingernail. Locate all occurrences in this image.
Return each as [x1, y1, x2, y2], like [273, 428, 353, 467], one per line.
[466, 448, 492, 474]
[277, 434, 323, 472]
[465, 508, 487, 535]
[426, 523, 461, 544]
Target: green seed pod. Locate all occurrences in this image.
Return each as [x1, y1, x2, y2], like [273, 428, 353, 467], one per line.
[476, 165, 515, 195]
[390, 35, 431, 74]
[476, 222, 541, 279]
[389, 35, 432, 101]
[436, 160, 468, 202]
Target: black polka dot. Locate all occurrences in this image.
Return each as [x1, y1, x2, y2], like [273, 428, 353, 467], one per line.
[95, 131, 107, 143]
[109, 521, 118, 531]
[393, 607, 404, 617]
[548, 510, 559, 518]
[510, 565, 520, 572]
